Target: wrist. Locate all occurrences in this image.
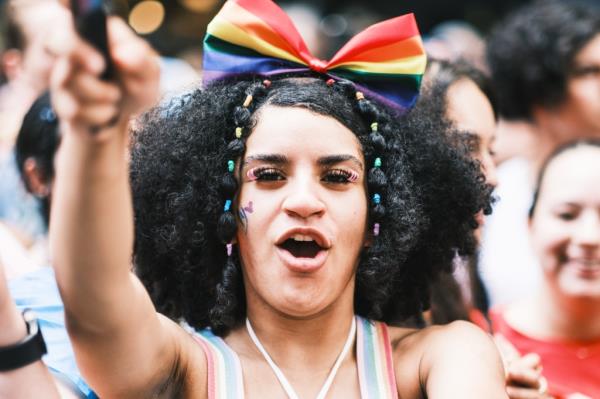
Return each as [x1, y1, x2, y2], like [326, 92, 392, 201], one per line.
[0, 300, 27, 346]
[0, 309, 47, 371]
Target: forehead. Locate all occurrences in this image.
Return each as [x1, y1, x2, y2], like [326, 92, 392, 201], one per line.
[245, 105, 363, 160]
[574, 33, 600, 66]
[539, 146, 600, 204]
[445, 78, 495, 143]
[14, 1, 67, 39]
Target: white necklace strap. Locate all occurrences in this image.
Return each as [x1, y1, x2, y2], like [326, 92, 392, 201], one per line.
[246, 316, 357, 399]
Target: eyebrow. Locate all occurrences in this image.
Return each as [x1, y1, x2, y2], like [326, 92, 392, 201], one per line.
[242, 153, 363, 169]
[317, 154, 363, 169]
[242, 154, 289, 167]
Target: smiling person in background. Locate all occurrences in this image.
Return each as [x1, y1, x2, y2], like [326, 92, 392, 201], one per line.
[491, 139, 600, 399]
[480, 0, 600, 308]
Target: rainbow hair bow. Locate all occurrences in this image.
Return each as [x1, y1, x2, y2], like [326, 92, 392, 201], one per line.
[203, 0, 427, 113]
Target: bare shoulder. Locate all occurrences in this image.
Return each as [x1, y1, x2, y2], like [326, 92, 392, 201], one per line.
[389, 321, 508, 399]
[153, 314, 209, 399]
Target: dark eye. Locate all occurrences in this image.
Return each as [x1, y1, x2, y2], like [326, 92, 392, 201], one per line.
[253, 167, 285, 181]
[323, 169, 354, 184]
[558, 212, 576, 221]
[572, 65, 600, 78]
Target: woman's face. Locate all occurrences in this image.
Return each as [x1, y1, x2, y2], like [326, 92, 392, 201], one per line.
[236, 105, 368, 318]
[446, 78, 497, 237]
[530, 145, 600, 299]
[446, 78, 498, 187]
[559, 33, 600, 135]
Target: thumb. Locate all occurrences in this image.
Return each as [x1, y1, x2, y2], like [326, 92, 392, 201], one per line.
[494, 333, 521, 365]
[108, 17, 158, 76]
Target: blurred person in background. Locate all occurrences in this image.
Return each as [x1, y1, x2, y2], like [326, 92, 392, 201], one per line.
[0, 256, 70, 398]
[480, 0, 600, 307]
[424, 22, 487, 71]
[491, 139, 600, 399]
[5, 92, 96, 398]
[420, 58, 497, 329]
[0, 0, 67, 151]
[422, 59, 548, 399]
[0, 0, 69, 260]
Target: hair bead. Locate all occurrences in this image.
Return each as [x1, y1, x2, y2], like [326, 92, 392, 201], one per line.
[235, 127, 243, 139]
[371, 122, 378, 132]
[40, 107, 57, 123]
[373, 223, 380, 236]
[262, 79, 272, 88]
[374, 157, 382, 168]
[224, 200, 232, 212]
[227, 160, 235, 172]
[326, 78, 335, 87]
[243, 95, 253, 108]
[226, 243, 233, 257]
[356, 91, 365, 101]
[373, 193, 381, 204]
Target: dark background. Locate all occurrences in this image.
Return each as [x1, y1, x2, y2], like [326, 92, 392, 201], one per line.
[122, 0, 528, 58]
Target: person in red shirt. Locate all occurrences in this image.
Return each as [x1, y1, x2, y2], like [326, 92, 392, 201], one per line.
[491, 139, 600, 399]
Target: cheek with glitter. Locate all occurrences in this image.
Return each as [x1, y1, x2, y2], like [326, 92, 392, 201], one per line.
[348, 170, 359, 182]
[239, 201, 254, 233]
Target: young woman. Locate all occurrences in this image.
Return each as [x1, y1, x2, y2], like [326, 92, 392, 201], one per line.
[47, 1, 507, 397]
[491, 139, 600, 399]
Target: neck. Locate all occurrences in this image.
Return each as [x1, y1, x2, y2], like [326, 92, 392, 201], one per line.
[531, 285, 600, 341]
[239, 292, 356, 374]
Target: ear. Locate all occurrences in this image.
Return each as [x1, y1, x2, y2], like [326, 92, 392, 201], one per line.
[1, 49, 24, 82]
[23, 158, 50, 198]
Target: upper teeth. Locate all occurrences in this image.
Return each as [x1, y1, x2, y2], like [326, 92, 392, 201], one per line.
[577, 259, 600, 266]
[292, 234, 314, 242]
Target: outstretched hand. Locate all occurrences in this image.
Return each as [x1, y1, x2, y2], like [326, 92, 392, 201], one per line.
[48, 13, 160, 139]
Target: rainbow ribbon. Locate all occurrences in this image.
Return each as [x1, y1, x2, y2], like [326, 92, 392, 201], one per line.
[203, 0, 427, 112]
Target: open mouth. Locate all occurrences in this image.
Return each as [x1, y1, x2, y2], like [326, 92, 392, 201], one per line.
[279, 236, 324, 258]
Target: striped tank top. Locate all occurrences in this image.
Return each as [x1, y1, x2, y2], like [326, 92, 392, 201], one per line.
[193, 316, 398, 399]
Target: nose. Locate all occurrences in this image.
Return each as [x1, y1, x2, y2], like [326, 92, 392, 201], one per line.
[282, 175, 325, 219]
[573, 212, 600, 247]
[480, 151, 498, 188]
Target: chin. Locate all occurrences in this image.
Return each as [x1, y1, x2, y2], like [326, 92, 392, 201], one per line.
[275, 292, 331, 318]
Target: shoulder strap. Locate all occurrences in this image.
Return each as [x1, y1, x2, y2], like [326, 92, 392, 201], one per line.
[193, 329, 245, 399]
[356, 316, 398, 399]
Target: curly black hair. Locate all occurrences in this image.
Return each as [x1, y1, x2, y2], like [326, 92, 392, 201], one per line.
[15, 91, 60, 228]
[130, 76, 492, 336]
[486, 0, 600, 120]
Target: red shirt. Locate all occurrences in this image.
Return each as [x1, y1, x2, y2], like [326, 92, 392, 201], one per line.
[490, 308, 600, 399]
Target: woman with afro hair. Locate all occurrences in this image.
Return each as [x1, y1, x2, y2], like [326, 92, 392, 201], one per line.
[46, 1, 507, 397]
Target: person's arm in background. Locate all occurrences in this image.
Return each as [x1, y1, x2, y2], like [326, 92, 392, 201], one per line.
[0, 259, 60, 398]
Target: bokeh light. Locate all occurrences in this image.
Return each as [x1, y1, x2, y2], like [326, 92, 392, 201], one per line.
[128, 0, 165, 35]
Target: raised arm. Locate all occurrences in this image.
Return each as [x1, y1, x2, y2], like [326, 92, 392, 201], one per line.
[49, 14, 182, 397]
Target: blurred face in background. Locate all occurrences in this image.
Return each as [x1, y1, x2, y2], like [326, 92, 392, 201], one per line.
[539, 34, 600, 138]
[446, 77, 498, 187]
[529, 144, 600, 299]
[6, 0, 69, 91]
[446, 77, 497, 237]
